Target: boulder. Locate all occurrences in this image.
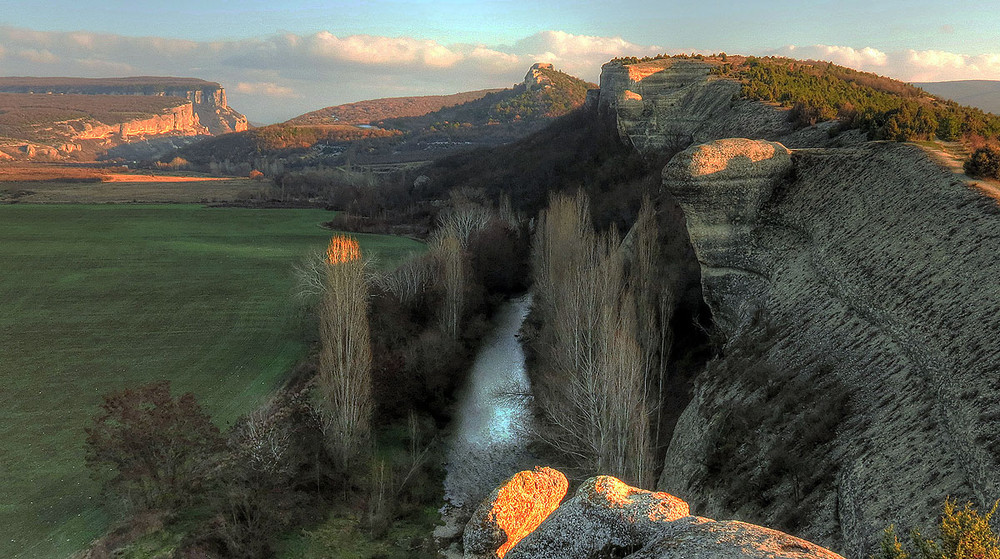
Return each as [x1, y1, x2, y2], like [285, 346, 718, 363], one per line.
[505, 475, 690, 559]
[629, 519, 845, 559]
[467, 472, 844, 559]
[463, 466, 568, 559]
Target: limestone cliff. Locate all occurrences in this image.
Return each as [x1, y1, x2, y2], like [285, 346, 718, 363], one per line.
[0, 76, 247, 138]
[657, 138, 1000, 557]
[597, 59, 860, 154]
[591, 58, 1000, 557]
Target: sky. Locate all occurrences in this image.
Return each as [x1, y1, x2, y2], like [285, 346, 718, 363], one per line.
[1, 0, 999, 123]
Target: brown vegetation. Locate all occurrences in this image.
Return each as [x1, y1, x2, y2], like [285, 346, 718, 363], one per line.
[315, 235, 374, 467]
[287, 89, 503, 126]
[530, 191, 667, 486]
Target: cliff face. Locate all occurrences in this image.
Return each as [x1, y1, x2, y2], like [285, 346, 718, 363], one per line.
[593, 59, 1000, 558]
[0, 77, 247, 147]
[658, 138, 1000, 557]
[597, 59, 860, 155]
[74, 103, 206, 142]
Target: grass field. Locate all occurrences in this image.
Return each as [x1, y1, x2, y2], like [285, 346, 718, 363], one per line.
[0, 204, 423, 558]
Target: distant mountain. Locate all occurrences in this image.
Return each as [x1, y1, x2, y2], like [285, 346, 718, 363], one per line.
[0, 76, 248, 161]
[286, 89, 504, 126]
[914, 80, 1000, 115]
[166, 64, 597, 170]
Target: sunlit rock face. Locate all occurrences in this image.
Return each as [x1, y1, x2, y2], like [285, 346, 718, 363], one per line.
[464, 467, 568, 559]
[662, 138, 793, 333]
[597, 59, 795, 154]
[466, 470, 842, 559]
[658, 140, 1000, 557]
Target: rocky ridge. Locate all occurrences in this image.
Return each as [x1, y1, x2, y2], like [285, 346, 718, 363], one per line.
[0, 77, 247, 160]
[592, 59, 1000, 557]
[0, 77, 247, 135]
[464, 468, 843, 559]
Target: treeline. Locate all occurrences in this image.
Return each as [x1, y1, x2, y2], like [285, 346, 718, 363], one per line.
[715, 57, 1000, 155]
[528, 191, 677, 487]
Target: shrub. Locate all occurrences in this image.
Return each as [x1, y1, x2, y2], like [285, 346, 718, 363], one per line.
[84, 381, 223, 511]
[965, 147, 1000, 179]
[873, 499, 1000, 559]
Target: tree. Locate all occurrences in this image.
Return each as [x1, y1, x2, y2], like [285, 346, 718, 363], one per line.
[315, 235, 373, 468]
[531, 191, 655, 486]
[874, 499, 1000, 559]
[84, 381, 223, 511]
[965, 146, 1000, 179]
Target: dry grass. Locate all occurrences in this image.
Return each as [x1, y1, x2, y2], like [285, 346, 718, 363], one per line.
[0, 163, 261, 203]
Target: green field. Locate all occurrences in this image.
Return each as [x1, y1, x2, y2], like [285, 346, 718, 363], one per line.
[0, 204, 423, 559]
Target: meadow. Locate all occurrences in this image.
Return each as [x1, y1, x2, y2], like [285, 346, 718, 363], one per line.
[0, 204, 423, 558]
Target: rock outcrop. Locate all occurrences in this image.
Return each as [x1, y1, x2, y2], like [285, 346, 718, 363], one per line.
[661, 139, 793, 332]
[658, 139, 1000, 557]
[597, 59, 863, 155]
[524, 63, 556, 91]
[464, 470, 842, 559]
[464, 467, 568, 558]
[0, 77, 247, 135]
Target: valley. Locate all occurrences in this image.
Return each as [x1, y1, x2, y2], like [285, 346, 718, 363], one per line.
[2, 38, 1000, 559]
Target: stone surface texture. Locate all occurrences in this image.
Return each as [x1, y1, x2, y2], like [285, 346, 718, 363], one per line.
[463, 466, 568, 559]
[466, 471, 842, 559]
[659, 140, 1000, 557]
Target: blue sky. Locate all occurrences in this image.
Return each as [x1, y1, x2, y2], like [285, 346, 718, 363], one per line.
[1, 0, 999, 122]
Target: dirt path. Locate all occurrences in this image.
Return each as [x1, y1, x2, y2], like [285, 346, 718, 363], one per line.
[916, 141, 1000, 201]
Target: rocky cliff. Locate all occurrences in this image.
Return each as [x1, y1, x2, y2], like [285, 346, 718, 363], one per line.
[0, 77, 247, 136]
[593, 59, 1000, 558]
[597, 59, 861, 155]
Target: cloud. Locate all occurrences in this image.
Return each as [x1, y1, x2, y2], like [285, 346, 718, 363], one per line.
[940, 24, 955, 35]
[772, 43, 1000, 82]
[235, 81, 299, 98]
[18, 48, 59, 64]
[775, 44, 887, 69]
[2, 26, 999, 123]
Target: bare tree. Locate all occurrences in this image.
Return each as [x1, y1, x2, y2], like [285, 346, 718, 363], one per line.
[530, 191, 656, 486]
[315, 235, 373, 467]
[434, 233, 465, 338]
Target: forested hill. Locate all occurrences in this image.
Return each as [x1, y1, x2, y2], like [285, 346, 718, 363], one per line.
[702, 54, 1000, 142]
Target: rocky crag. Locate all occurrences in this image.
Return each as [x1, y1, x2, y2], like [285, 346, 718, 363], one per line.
[464, 468, 843, 559]
[596, 59, 1000, 557]
[0, 77, 247, 160]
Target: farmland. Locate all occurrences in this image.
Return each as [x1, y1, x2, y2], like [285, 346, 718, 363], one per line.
[0, 204, 423, 558]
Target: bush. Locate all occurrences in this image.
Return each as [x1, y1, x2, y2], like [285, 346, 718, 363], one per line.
[84, 381, 223, 511]
[965, 147, 1000, 179]
[874, 499, 1000, 559]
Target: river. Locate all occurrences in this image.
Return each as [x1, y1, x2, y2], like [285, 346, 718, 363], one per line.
[442, 293, 536, 510]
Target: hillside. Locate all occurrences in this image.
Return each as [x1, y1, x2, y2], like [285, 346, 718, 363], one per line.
[915, 80, 1000, 115]
[286, 89, 503, 126]
[166, 64, 596, 171]
[0, 76, 248, 160]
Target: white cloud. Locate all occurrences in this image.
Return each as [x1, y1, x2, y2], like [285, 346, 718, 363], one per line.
[772, 44, 887, 70]
[2, 26, 999, 123]
[235, 81, 299, 98]
[18, 48, 58, 64]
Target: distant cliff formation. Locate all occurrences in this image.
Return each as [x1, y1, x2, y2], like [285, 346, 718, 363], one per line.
[596, 59, 1000, 557]
[0, 77, 247, 160]
[0, 77, 247, 135]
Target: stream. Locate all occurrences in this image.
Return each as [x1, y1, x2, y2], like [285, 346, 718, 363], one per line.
[442, 293, 536, 512]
